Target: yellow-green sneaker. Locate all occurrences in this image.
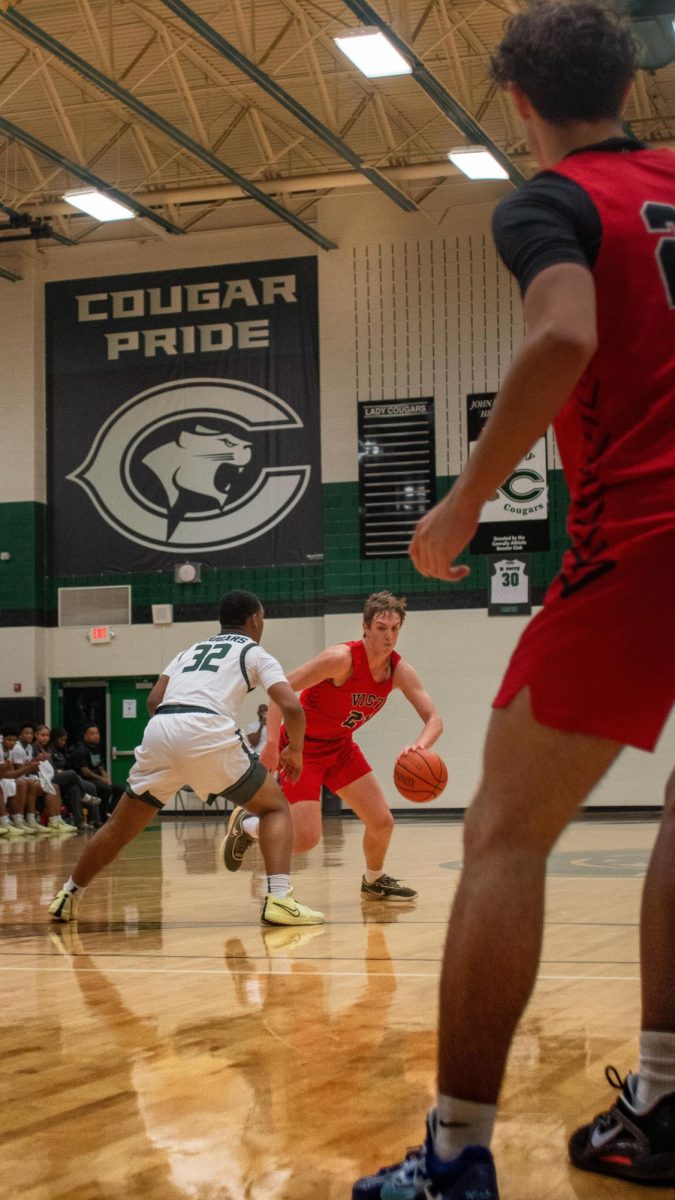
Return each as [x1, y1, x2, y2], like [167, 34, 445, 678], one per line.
[48, 887, 80, 922]
[261, 889, 325, 926]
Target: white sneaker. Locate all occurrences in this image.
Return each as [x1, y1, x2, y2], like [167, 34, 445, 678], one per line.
[48, 817, 78, 836]
[5, 822, 26, 838]
[22, 819, 41, 836]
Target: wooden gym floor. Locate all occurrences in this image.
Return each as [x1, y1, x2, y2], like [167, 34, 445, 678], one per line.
[0, 814, 667, 1200]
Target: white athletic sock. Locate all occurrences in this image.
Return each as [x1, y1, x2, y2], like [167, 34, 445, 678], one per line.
[64, 877, 85, 895]
[11, 814, 24, 826]
[0, 815, 10, 826]
[49, 815, 62, 826]
[433, 1095, 497, 1160]
[634, 1031, 675, 1110]
[364, 868, 385, 884]
[267, 874, 291, 898]
[241, 814, 259, 839]
[26, 812, 38, 825]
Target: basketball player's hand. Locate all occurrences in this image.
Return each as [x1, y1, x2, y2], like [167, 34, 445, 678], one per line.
[260, 742, 278, 773]
[279, 744, 302, 783]
[409, 489, 479, 581]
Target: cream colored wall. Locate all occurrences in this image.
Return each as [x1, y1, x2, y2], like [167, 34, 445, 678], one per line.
[0, 186, 671, 809]
[0, 600, 672, 811]
[322, 608, 675, 811]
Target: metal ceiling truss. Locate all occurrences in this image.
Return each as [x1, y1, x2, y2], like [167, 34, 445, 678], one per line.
[340, 0, 526, 186]
[159, 0, 417, 212]
[0, 5, 337, 250]
[0, 111, 182, 234]
[0, 0, 671, 252]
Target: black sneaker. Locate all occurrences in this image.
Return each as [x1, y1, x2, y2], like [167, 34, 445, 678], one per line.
[220, 806, 254, 872]
[361, 873, 417, 902]
[569, 1065, 675, 1185]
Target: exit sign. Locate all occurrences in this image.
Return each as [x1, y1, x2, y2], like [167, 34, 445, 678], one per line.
[88, 625, 112, 644]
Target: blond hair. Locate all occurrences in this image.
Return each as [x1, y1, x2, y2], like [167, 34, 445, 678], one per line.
[362, 591, 407, 626]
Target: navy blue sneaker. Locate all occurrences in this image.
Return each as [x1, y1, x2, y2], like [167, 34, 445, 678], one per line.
[352, 1114, 500, 1200]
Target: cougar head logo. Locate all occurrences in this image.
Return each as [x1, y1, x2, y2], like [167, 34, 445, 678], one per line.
[142, 426, 253, 538]
[68, 378, 310, 552]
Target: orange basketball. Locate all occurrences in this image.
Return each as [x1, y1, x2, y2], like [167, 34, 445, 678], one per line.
[393, 748, 448, 803]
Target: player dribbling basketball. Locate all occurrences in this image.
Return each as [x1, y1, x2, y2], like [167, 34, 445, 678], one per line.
[222, 591, 443, 900]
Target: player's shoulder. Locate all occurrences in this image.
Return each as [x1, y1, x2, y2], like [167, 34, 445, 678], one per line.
[493, 170, 589, 227]
[391, 655, 417, 685]
[322, 641, 354, 663]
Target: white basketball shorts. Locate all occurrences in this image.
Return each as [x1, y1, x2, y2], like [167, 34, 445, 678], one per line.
[127, 713, 266, 808]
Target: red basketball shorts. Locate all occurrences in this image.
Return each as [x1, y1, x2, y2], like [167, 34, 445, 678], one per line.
[278, 731, 372, 804]
[493, 534, 675, 751]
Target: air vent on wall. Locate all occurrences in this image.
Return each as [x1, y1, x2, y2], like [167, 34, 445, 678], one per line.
[58, 585, 131, 628]
[151, 604, 173, 625]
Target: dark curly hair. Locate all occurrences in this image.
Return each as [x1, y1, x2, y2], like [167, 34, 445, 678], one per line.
[490, 2, 640, 125]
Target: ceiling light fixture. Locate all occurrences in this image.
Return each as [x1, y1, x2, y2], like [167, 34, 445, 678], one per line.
[63, 189, 135, 221]
[448, 147, 509, 180]
[333, 28, 411, 78]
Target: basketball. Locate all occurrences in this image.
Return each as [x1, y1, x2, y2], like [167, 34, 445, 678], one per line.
[393, 748, 448, 803]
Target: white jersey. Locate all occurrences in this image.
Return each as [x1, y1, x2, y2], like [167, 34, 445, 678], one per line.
[159, 632, 287, 731]
[490, 558, 530, 605]
[10, 740, 38, 778]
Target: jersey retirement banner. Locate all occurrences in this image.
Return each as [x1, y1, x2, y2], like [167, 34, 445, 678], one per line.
[46, 257, 323, 573]
[488, 556, 532, 616]
[467, 392, 550, 554]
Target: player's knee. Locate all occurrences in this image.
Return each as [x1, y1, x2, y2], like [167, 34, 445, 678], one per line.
[292, 828, 320, 853]
[366, 807, 394, 838]
[463, 795, 551, 862]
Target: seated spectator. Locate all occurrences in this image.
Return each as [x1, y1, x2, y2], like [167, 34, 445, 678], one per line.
[67, 725, 124, 818]
[48, 727, 102, 829]
[0, 729, 25, 838]
[1, 723, 68, 835]
[34, 725, 99, 833]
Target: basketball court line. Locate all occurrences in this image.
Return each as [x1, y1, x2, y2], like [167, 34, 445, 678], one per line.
[0, 960, 640, 983]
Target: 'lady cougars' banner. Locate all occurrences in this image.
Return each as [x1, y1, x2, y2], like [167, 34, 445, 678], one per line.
[46, 256, 322, 573]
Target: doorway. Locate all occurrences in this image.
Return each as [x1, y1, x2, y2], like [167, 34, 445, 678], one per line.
[53, 676, 155, 787]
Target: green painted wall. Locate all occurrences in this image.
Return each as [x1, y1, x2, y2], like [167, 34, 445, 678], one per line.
[0, 473, 570, 624]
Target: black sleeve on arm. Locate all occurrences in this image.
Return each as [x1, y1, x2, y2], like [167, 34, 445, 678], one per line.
[492, 173, 602, 297]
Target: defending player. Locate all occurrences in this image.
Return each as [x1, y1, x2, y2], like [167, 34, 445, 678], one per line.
[222, 591, 442, 900]
[48, 590, 324, 927]
[353, 5, 675, 1199]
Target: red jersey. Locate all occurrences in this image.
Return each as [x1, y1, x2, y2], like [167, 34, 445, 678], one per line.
[299, 640, 400, 741]
[550, 147, 675, 593]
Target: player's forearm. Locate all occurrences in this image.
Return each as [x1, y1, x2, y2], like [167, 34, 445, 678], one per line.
[416, 713, 443, 750]
[265, 701, 282, 747]
[280, 702, 305, 751]
[456, 329, 593, 510]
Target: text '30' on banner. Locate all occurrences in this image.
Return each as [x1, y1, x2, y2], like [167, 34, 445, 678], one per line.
[46, 257, 323, 574]
[466, 391, 550, 555]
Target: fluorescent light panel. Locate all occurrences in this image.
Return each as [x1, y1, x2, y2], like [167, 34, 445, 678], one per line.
[63, 189, 135, 221]
[333, 28, 411, 78]
[448, 147, 508, 180]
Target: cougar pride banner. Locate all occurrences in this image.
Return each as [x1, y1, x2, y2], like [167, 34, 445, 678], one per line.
[46, 257, 322, 573]
[466, 392, 549, 554]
